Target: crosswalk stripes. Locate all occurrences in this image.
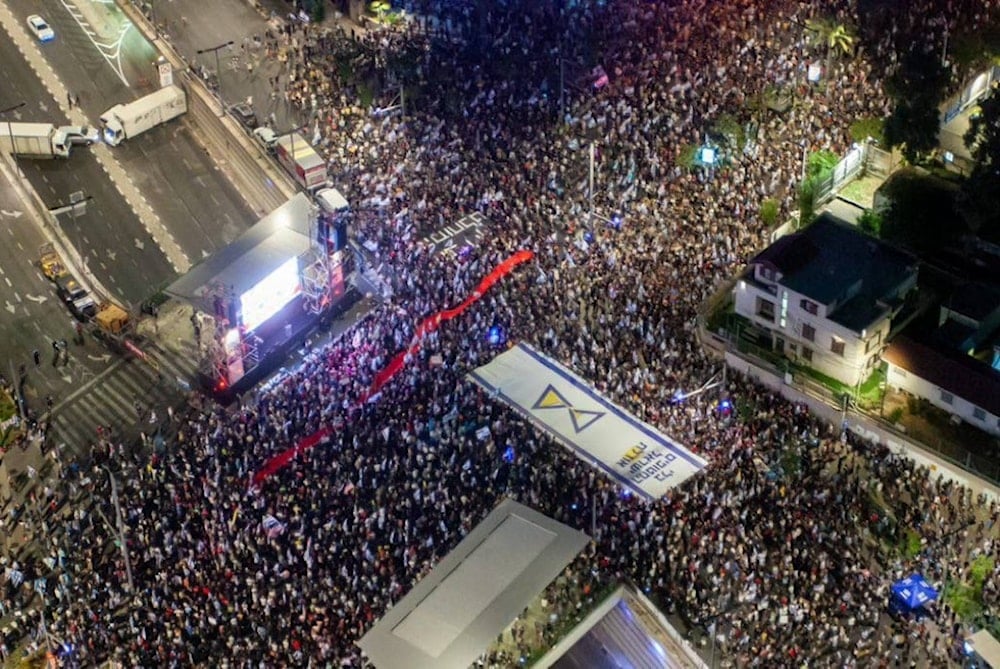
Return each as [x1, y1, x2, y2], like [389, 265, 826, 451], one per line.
[48, 341, 199, 454]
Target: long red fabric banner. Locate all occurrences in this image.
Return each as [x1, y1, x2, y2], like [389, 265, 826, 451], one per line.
[251, 249, 535, 486]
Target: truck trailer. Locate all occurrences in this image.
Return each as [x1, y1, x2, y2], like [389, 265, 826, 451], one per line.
[0, 122, 72, 158]
[100, 85, 187, 146]
[275, 132, 328, 190]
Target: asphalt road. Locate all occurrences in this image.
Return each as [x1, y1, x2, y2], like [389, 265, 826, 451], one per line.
[0, 165, 115, 416]
[0, 24, 173, 307]
[142, 0, 307, 133]
[6, 0, 257, 275]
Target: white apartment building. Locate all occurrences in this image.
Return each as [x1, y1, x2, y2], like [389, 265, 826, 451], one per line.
[733, 215, 918, 386]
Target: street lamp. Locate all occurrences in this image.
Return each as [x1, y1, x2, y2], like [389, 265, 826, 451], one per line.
[581, 126, 601, 231]
[48, 191, 96, 291]
[197, 40, 234, 114]
[1, 101, 27, 178]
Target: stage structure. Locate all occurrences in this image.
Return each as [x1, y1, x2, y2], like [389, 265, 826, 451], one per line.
[166, 192, 354, 397]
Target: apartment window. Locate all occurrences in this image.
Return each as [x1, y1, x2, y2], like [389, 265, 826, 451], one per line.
[939, 390, 954, 405]
[801, 348, 813, 362]
[801, 323, 816, 342]
[800, 299, 819, 315]
[830, 336, 845, 357]
[756, 297, 775, 322]
[973, 407, 986, 421]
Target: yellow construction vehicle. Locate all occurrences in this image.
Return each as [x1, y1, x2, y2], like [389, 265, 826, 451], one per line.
[39, 243, 67, 281]
[93, 302, 130, 335]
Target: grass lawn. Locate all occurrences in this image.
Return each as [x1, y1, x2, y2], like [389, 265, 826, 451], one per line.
[794, 363, 885, 409]
[838, 174, 884, 209]
[944, 555, 996, 619]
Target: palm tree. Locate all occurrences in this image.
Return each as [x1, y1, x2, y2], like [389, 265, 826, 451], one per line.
[806, 18, 855, 83]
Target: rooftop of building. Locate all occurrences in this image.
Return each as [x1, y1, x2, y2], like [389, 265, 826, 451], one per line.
[753, 214, 917, 332]
[884, 334, 1000, 417]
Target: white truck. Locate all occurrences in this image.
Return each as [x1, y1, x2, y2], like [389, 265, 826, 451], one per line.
[275, 132, 328, 190]
[100, 85, 186, 145]
[0, 122, 72, 158]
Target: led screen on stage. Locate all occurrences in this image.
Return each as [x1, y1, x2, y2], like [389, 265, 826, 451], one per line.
[241, 257, 301, 331]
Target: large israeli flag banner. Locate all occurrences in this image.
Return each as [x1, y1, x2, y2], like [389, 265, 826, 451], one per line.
[469, 343, 707, 500]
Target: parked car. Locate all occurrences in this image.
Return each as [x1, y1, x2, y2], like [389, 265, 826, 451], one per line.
[61, 125, 100, 145]
[27, 15, 55, 42]
[55, 275, 97, 321]
[252, 126, 277, 152]
[229, 103, 258, 129]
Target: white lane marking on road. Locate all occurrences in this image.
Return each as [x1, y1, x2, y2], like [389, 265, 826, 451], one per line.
[0, 3, 189, 274]
[50, 357, 126, 414]
[56, 0, 131, 86]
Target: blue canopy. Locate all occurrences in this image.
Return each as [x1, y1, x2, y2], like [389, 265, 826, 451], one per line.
[891, 573, 939, 610]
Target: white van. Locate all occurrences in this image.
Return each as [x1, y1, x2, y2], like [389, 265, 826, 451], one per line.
[316, 187, 349, 216]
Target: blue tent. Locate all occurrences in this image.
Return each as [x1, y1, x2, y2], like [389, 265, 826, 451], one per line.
[890, 573, 939, 611]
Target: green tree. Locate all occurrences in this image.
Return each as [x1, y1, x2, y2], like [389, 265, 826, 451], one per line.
[849, 117, 886, 145]
[676, 143, 700, 170]
[807, 149, 840, 180]
[760, 198, 780, 228]
[307, 0, 325, 22]
[879, 168, 964, 253]
[857, 209, 883, 237]
[884, 102, 941, 162]
[961, 89, 1000, 242]
[806, 18, 855, 82]
[798, 178, 817, 229]
[883, 46, 950, 162]
[710, 113, 745, 151]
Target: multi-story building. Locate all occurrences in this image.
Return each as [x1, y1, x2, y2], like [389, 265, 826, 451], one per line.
[734, 214, 918, 386]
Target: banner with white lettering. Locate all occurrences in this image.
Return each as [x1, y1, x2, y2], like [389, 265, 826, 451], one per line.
[468, 344, 707, 500]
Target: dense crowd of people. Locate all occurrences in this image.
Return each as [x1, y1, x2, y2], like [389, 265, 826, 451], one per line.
[4, 0, 1000, 666]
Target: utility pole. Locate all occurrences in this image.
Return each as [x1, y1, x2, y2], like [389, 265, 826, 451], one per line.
[69, 191, 90, 271]
[1, 102, 27, 178]
[197, 40, 234, 114]
[104, 466, 135, 593]
[49, 192, 97, 296]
